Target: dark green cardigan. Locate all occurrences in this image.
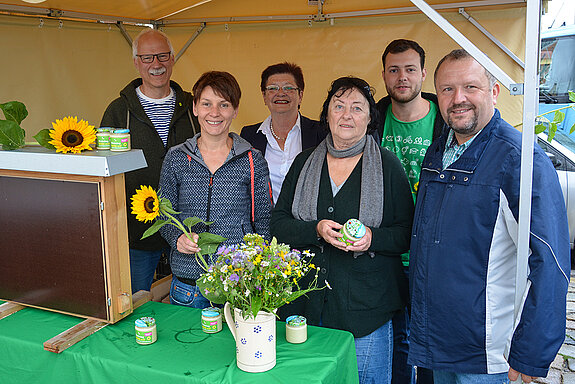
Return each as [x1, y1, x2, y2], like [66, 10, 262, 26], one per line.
[271, 145, 414, 338]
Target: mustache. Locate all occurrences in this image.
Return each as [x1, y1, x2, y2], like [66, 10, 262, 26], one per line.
[447, 103, 475, 114]
[149, 67, 166, 76]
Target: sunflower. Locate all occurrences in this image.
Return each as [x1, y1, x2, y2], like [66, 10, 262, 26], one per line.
[131, 185, 160, 223]
[49, 116, 96, 154]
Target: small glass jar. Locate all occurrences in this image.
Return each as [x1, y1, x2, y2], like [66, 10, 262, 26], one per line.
[339, 218, 366, 245]
[110, 128, 131, 151]
[286, 315, 307, 344]
[202, 307, 222, 333]
[96, 128, 111, 150]
[135, 317, 157, 345]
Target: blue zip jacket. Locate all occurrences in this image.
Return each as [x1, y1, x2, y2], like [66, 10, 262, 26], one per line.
[408, 110, 570, 377]
[159, 132, 272, 280]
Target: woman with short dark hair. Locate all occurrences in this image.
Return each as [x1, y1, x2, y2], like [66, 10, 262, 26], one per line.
[271, 76, 414, 384]
[160, 71, 272, 308]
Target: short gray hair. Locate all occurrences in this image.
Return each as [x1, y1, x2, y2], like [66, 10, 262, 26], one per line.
[132, 28, 174, 59]
[434, 49, 497, 89]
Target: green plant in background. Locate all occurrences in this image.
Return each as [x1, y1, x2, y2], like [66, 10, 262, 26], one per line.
[534, 90, 575, 142]
[0, 101, 27, 150]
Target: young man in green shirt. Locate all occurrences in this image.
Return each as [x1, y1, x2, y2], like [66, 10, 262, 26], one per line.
[376, 39, 445, 384]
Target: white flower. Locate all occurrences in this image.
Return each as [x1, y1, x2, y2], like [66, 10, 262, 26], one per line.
[245, 289, 251, 296]
[220, 266, 228, 273]
[261, 261, 269, 267]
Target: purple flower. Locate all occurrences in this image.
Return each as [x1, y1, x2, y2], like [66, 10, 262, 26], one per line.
[229, 273, 240, 282]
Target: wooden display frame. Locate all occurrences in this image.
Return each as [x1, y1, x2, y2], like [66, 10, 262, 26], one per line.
[0, 168, 133, 323]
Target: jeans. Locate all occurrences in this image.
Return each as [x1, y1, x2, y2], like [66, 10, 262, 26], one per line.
[433, 371, 509, 384]
[355, 320, 393, 384]
[170, 276, 212, 309]
[392, 309, 415, 384]
[129, 248, 166, 294]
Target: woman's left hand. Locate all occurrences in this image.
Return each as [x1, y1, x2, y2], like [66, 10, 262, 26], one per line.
[346, 226, 372, 252]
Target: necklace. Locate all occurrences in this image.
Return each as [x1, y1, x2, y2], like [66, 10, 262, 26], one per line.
[270, 121, 286, 141]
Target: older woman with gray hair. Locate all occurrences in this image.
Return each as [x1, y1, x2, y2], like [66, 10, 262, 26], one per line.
[271, 76, 414, 384]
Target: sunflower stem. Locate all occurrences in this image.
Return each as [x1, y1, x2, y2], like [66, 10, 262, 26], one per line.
[161, 210, 210, 271]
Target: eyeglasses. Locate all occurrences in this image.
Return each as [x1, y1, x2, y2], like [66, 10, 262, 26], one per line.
[265, 85, 300, 93]
[136, 52, 172, 63]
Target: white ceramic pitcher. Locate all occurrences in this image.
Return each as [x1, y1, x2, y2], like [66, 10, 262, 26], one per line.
[223, 302, 276, 373]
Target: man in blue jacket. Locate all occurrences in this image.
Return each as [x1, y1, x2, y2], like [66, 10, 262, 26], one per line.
[409, 49, 570, 384]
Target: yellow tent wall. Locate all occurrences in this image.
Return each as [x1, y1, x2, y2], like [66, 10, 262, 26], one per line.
[0, 5, 525, 139]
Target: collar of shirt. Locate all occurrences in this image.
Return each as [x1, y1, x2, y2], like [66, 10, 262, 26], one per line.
[257, 114, 302, 149]
[442, 128, 481, 169]
[258, 114, 303, 203]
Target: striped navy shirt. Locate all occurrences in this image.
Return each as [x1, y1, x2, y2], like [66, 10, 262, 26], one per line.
[136, 86, 176, 146]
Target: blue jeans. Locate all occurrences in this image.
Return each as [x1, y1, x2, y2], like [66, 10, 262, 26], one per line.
[355, 320, 393, 384]
[170, 276, 212, 309]
[129, 248, 166, 294]
[433, 371, 509, 384]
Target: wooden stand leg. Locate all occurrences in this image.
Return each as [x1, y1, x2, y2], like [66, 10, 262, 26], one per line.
[0, 302, 25, 320]
[43, 290, 153, 353]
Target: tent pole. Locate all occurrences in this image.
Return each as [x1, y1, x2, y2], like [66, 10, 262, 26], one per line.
[174, 23, 206, 63]
[458, 7, 525, 68]
[409, 0, 517, 91]
[115, 22, 133, 48]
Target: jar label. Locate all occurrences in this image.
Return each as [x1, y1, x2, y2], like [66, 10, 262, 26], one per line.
[202, 318, 219, 333]
[110, 135, 130, 151]
[135, 329, 154, 344]
[96, 135, 110, 149]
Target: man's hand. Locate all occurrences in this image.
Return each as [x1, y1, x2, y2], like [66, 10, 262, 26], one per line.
[508, 367, 535, 383]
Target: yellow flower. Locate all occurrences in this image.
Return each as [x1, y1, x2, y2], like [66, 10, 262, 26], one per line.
[131, 185, 160, 222]
[49, 116, 96, 154]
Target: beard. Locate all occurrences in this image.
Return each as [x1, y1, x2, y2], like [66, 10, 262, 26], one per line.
[386, 81, 422, 104]
[447, 103, 479, 137]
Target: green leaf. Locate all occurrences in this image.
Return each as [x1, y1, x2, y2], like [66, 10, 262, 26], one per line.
[0, 120, 25, 150]
[197, 232, 227, 256]
[183, 216, 205, 228]
[0, 101, 28, 125]
[570, 122, 575, 135]
[140, 219, 168, 239]
[33, 129, 55, 149]
[553, 110, 565, 124]
[250, 295, 262, 318]
[569, 90, 575, 103]
[548, 122, 558, 141]
[196, 277, 227, 304]
[535, 124, 547, 134]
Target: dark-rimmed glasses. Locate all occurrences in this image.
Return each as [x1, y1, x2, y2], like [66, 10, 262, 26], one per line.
[136, 52, 172, 63]
[265, 85, 299, 93]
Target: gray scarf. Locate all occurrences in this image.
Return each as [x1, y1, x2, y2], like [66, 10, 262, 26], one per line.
[291, 133, 384, 232]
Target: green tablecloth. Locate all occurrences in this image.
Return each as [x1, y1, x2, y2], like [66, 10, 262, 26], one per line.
[0, 301, 359, 383]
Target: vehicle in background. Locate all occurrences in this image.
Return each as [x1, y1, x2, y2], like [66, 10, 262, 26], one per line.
[537, 132, 575, 266]
[539, 24, 575, 135]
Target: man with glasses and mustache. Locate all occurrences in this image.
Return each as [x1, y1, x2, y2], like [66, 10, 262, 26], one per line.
[376, 39, 444, 384]
[408, 49, 570, 384]
[241, 62, 325, 204]
[101, 29, 199, 294]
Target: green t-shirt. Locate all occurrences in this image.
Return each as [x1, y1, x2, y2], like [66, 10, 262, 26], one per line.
[381, 101, 437, 265]
[381, 102, 437, 202]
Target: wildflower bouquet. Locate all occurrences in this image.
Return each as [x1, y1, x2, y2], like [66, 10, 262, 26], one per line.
[130, 185, 226, 269]
[197, 233, 322, 319]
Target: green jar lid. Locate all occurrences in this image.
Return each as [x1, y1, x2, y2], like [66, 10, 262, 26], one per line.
[286, 315, 307, 327]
